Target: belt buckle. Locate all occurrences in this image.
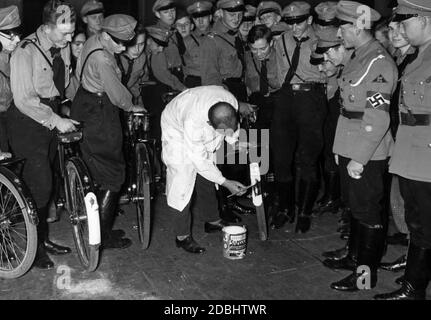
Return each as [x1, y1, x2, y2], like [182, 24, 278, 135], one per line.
[292, 84, 300, 91]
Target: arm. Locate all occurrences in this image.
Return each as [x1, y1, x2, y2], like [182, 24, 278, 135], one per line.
[349, 58, 398, 166]
[10, 47, 61, 130]
[151, 52, 187, 92]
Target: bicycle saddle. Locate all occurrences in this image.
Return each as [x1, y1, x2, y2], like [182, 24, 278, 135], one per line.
[57, 125, 84, 144]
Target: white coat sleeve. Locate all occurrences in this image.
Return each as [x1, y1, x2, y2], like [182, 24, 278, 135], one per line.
[183, 118, 226, 186]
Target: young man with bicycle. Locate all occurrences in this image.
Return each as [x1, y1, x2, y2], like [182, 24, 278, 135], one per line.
[71, 14, 146, 251]
[7, 0, 79, 270]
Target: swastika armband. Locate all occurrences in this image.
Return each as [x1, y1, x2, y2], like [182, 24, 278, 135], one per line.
[366, 92, 390, 112]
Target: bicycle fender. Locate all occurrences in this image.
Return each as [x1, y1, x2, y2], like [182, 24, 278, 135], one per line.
[84, 192, 101, 246]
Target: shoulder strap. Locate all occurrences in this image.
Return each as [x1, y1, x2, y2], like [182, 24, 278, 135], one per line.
[281, 34, 306, 83]
[214, 34, 236, 50]
[190, 34, 200, 47]
[80, 48, 104, 83]
[21, 39, 53, 68]
[0, 70, 9, 80]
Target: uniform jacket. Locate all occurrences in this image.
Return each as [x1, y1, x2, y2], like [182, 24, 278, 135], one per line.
[161, 86, 239, 211]
[0, 52, 12, 113]
[199, 20, 243, 86]
[390, 40, 431, 182]
[183, 29, 209, 78]
[333, 39, 398, 165]
[116, 52, 149, 100]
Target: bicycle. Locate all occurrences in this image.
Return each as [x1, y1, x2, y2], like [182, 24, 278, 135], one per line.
[57, 126, 100, 272]
[0, 157, 38, 279]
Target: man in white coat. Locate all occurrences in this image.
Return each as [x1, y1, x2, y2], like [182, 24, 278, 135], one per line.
[161, 85, 248, 254]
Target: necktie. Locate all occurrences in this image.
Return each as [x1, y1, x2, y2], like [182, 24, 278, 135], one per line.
[123, 56, 135, 86]
[398, 48, 418, 76]
[260, 59, 269, 96]
[284, 36, 309, 84]
[175, 31, 186, 66]
[350, 50, 357, 60]
[49, 47, 65, 99]
[234, 36, 245, 68]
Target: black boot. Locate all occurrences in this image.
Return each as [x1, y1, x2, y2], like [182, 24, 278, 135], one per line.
[98, 190, 132, 250]
[295, 180, 319, 234]
[314, 171, 341, 215]
[323, 217, 359, 270]
[374, 244, 429, 300]
[33, 207, 54, 270]
[271, 181, 295, 229]
[331, 223, 386, 292]
[380, 254, 407, 272]
[337, 207, 352, 240]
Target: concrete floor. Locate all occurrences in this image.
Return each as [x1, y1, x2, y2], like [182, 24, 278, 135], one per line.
[0, 193, 429, 300]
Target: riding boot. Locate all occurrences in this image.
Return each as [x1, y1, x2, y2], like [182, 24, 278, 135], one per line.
[33, 207, 54, 270]
[314, 171, 341, 215]
[374, 243, 430, 300]
[323, 217, 359, 270]
[97, 190, 132, 250]
[331, 223, 386, 292]
[295, 180, 319, 234]
[271, 181, 295, 229]
[338, 206, 352, 240]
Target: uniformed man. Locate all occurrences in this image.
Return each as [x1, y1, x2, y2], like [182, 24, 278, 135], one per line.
[7, 0, 78, 269]
[183, 0, 214, 88]
[374, 0, 431, 300]
[257, 1, 290, 37]
[313, 1, 338, 33]
[161, 86, 247, 254]
[321, 1, 397, 293]
[311, 27, 344, 217]
[0, 5, 21, 154]
[238, 4, 256, 45]
[80, 0, 105, 38]
[152, 0, 187, 92]
[71, 14, 146, 251]
[271, 1, 327, 233]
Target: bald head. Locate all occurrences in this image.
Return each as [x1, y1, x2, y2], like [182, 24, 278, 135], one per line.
[208, 102, 238, 131]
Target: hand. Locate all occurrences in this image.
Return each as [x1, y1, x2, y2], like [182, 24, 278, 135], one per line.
[131, 105, 147, 113]
[222, 180, 248, 197]
[335, 154, 339, 166]
[238, 102, 257, 117]
[56, 118, 79, 133]
[0, 152, 12, 161]
[347, 160, 364, 180]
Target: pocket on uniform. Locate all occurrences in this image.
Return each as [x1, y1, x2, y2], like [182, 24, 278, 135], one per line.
[406, 144, 431, 179]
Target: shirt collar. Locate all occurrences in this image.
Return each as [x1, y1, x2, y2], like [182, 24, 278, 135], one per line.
[36, 26, 55, 52]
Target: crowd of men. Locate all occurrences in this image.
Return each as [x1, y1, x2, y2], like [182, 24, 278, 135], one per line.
[0, 0, 431, 299]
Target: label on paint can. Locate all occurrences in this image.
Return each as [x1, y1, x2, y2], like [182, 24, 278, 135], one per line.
[223, 226, 247, 260]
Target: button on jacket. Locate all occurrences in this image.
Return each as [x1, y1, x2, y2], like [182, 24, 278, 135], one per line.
[333, 39, 398, 166]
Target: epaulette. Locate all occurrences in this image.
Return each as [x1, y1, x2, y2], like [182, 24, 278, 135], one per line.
[20, 38, 36, 49]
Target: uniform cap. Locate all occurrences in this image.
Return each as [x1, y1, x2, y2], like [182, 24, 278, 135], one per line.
[0, 5, 21, 31]
[146, 25, 170, 47]
[152, 0, 176, 13]
[242, 5, 257, 22]
[81, 0, 104, 18]
[393, 0, 431, 22]
[187, 1, 213, 18]
[310, 51, 324, 65]
[217, 0, 245, 12]
[336, 1, 381, 27]
[257, 1, 282, 18]
[315, 27, 343, 54]
[282, 1, 311, 24]
[314, 2, 338, 25]
[102, 14, 137, 41]
[176, 7, 190, 21]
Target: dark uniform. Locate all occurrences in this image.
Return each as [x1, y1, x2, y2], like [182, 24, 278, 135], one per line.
[71, 14, 139, 250]
[272, 1, 327, 233]
[375, 0, 431, 301]
[324, 1, 398, 293]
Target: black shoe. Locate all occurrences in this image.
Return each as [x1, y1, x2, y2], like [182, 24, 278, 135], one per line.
[314, 171, 341, 215]
[386, 233, 409, 246]
[380, 254, 407, 272]
[395, 275, 405, 285]
[33, 245, 54, 270]
[43, 240, 72, 256]
[271, 209, 294, 229]
[295, 180, 319, 234]
[374, 282, 426, 300]
[103, 237, 132, 250]
[295, 215, 312, 234]
[176, 236, 206, 254]
[331, 272, 376, 292]
[323, 256, 357, 271]
[204, 220, 229, 234]
[322, 246, 348, 261]
[230, 202, 256, 216]
[111, 229, 126, 239]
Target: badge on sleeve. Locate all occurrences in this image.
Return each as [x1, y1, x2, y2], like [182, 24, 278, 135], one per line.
[366, 92, 390, 111]
[372, 75, 388, 83]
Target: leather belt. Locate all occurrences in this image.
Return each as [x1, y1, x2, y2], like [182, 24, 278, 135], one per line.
[341, 108, 364, 120]
[400, 112, 431, 126]
[223, 77, 243, 83]
[290, 82, 325, 91]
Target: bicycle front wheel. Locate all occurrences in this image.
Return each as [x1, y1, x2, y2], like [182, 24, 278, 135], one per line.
[66, 159, 100, 272]
[136, 143, 153, 250]
[0, 167, 37, 279]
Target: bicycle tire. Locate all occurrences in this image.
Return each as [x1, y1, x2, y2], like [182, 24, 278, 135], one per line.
[66, 158, 100, 272]
[136, 143, 152, 250]
[0, 167, 38, 279]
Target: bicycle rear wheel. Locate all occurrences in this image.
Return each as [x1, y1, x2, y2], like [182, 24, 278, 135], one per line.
[0, 167, 37, 279]
[136, 143, 153, 250]
[66, 159, 100, 272]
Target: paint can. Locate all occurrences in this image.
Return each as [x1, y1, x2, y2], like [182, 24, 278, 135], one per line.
[222, 226, 247, 260]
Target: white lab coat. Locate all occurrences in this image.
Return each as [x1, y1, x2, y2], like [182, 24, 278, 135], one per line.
[161, 86, 239, 212]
